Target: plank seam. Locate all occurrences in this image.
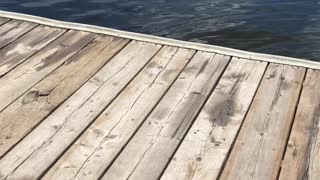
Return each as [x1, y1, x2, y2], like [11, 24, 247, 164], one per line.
[3, 37, 129, 177]
[276, 68, 308, 180]
[158, 55, 233, 180]
[97, 49, 199, 180]
[0, 29, 69, 114]
[0, 10, 319, 70]
[216, 61, 270, 180]
[0, 29, 69, 113]
[0, 32, 99, 161]
[0, 18, 11, 26]
[0, 22, 39, 62]
[0, 25, 66, 78]
[38, 43, 163, 179]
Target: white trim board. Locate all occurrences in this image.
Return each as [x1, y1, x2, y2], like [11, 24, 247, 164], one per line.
[0, 10, 319, 70]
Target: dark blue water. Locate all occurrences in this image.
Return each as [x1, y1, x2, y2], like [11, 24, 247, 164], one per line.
[1, 0, 320, 61]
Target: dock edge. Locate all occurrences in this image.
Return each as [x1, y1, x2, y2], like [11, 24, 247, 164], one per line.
[0, 10, 319, 69]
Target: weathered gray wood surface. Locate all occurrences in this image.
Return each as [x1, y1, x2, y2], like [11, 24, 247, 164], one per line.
[279, 69, 320, 180]
[44, 46, 196, 180]
[161, 59, 267, 180]
[0, 36, 129, 158]
[220, 64, 305, 180]
[0, 17, 9, 26]
[0, 17, 317, 180]
[0, 41, 161, 179]
[0, 20, 37, 49]
[102, 52, 230, 180]
[0, 30, 96, 112]
[0, 25, 65, 77]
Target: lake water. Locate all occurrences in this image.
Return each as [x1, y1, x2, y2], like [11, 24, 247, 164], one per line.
[1, 0, 320, 61]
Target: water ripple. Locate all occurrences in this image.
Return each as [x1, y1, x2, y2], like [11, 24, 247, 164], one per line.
[0, 0, 319, 60]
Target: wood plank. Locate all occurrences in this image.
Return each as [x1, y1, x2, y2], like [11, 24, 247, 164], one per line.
[102, 52, 231, 180]
[161, 58, 267, 180]
[44, 47, 196, 180]
[0, 30, 96, 112]
[0, 41, 161, 180]
[0, 25, 65, 77]
[0, 35, 129, 158]
[0, 18, 10, 26]
[0, 20, 37, 49]
[279, 69, 320, 180]
[220, 64, 305, 180]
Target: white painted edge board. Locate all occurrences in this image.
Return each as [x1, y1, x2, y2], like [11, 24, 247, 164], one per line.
[0, 10, 319, 70]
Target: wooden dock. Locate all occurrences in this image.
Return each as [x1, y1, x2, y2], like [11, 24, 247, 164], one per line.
[0, 11, 319, 180]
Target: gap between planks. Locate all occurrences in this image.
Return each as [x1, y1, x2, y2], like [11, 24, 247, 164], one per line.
[279, 69, 320, 180]
[0, 35, 130, 159]
[0, 30, 96, 112]
[0, 19, 38, 51]
[44, 46, 196, 180]
[101, 52, 231, 180]
[161, 58, 268, 180]
[220, 64, 306, 180]
[0, 41, 162, 179]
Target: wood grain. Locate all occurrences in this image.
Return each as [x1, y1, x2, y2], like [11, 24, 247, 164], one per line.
[0, 30, 96, 112]
[161, 58, 267, 180]
[0, 15, 315, 180]
[0, 17, 10, 26]
[102, 52, 230, 180]
[43, 46, 196, 180]
[279, 69, 320, 180]
[0, 25, 65, 77]
[0, 41, 161, 180]
[0, 20, 37, 49]
[0, 35, 129, 158]
[220, 64, 305, 180]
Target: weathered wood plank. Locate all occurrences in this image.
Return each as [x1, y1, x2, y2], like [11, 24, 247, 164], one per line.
[0, 41, 161, 180]
[102, 52, 230, 180]
[220, 64, 305, 180]
[0, 36, 129, 158]
[0, 30, 96, 112]
[279, 69, 320, 180]
[161, 58, 267, 180]
[0, 18, 10, 26]
[43, 47, 196, 180]
[0, 20, 37, 49]
[0, 25, 65, 77]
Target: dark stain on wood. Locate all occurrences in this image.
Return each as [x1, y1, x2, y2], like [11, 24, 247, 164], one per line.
[183, 60, 207, 75]
[204, 68, 250, 127]
[195, 156, 202, 162]
[38, 89, 53, 96]
[162, 69, 177, 83]
[107, 134, 117, 139]
[205, 86, 237, 127]
[207, 98, 235, 127]
[196, 59, 209, 77]
[210, 136, 216, 143]
[266, 69, 277, 79]
[171, 58, 229, 140]
[146, 61, 158, 68]
[35, 31, 96, 71]
[22, 90, 39, 104]
[0, 26, 62, 65]
[52, 125, 59, 130]
[170, 92, 206, 140]
[93, 129, 104, 137]
[270, 74, 290, 110]
[153, 107, 170, 120]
